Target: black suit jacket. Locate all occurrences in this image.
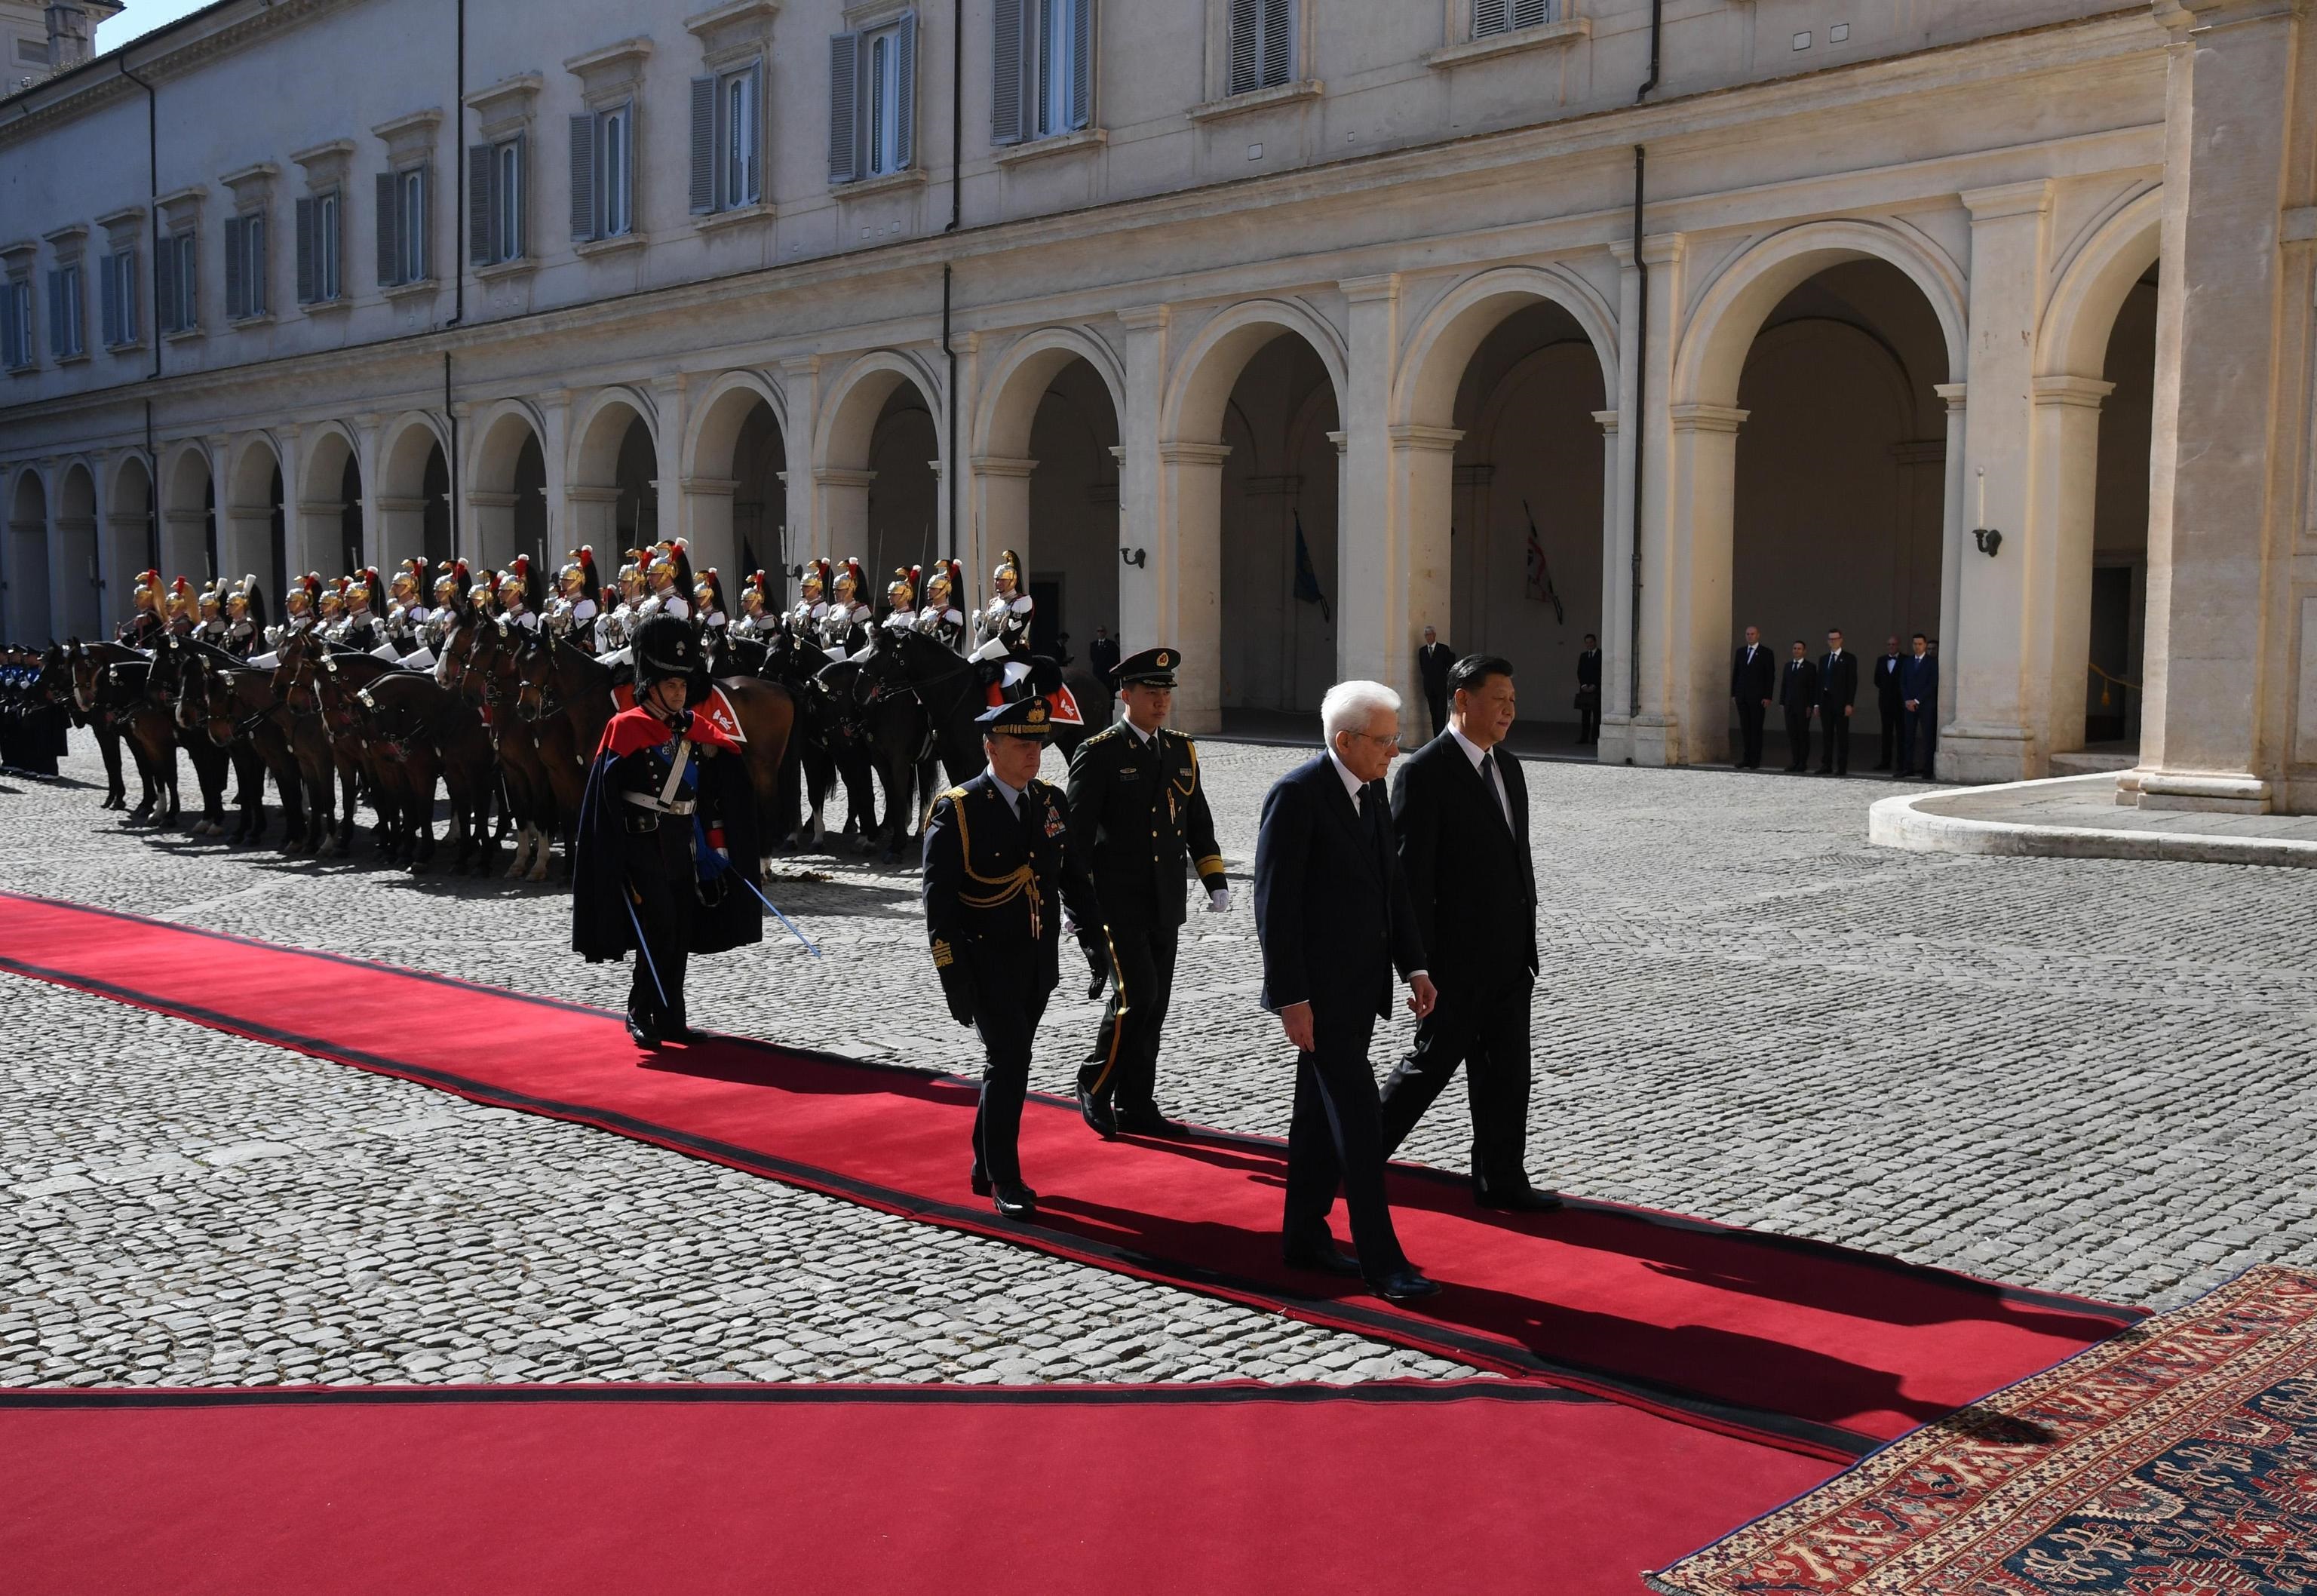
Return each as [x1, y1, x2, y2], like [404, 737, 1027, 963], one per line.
[1874, 653, 1904, 709]
[1254, 753, 1425, 1024]
[1391, 732, 1536, 988]
[1730, 644, 1775, 703]
[1898, 653, 1939, 710]
[1780, 657, 1819, 709]
[1818, 651, 1858, 711]
[1417, 643, 1454, 695]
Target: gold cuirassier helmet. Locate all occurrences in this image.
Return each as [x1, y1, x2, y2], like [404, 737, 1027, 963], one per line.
[132, 569, 163, 614]
[922, 561, 953, 609]
[197, 579, 223, 618]
[619, 548, 649, 600]
[164, 575, 194, 618]
[318, 578, 347, 618]
[226, 573, 257, 618]
[470, 569, 500, 609]
[741, 570, 768, 615]
[559, 545, 596, 596]
[434, 558, 468, 605]
[283, 576, 312, 617]
[887, 565, 917, 611]
[348, 567, 379, 611]
[992, 548, 1023, 598]
[799, 560, 826, 602]
[390, 557, 425, 603]
[832, 557, 864, 604]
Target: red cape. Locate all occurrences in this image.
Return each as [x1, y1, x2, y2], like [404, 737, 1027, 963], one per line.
[595, 704, 744, 762]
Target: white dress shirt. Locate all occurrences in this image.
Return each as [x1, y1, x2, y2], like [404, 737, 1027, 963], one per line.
[1450, 724, 1514, 832]
[985, 767, 1023, 818]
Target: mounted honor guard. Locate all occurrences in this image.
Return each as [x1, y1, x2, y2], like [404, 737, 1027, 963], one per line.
[820, 557, 871, 660]
[424, 560, 470, 652]
[597, 550, 647, 653]
[791, 558, 832, 641]
[163, 575, 198, 636]
[194, 579, 229, 648]
[730, 570, 775, 640]
[548, 546, 601, 649]
[1065, 647, 1231, 1139]
[970, 548, 1036, 695]
[498, 555, 541, 631]
[118, 570, 167, 647]
[468, 566, 502, 625]
[222, 574, 267, 658]
[316, 576, 349, 640]
[637, 540, 694, 625]
[342, 568, 386, 655]
[693, 567, 730, 637]
[268, 573, 322, 650]
[920, 696, 1104, 1220]
[385, 557, 431, 656]
[572, 612, 766, 1048]
[861, 564, 919, 661]
[913, 560, 967, 652]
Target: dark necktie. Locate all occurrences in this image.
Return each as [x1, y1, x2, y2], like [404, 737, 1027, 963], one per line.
[1479, 751, 1511, 832]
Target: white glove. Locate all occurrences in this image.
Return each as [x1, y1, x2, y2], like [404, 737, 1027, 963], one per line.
[1207, 885, 1231, 914]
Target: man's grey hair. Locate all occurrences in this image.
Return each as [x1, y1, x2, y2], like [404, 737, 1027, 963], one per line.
[1320, 680, 1401, 745]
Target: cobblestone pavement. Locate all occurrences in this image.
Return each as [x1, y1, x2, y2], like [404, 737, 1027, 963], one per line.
[4, 730, 2313, 1391]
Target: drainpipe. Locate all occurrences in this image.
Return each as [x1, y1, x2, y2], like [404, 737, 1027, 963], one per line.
[118, 57, 161, 569]
[940, 0, 963, 566]
[1625, 0, 1661, 732]
[445, 0, 466, 562]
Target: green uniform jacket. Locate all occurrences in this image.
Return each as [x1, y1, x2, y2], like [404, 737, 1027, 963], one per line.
[1064, 722, 1228, 931]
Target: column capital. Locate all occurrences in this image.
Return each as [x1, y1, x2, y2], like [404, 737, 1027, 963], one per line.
[1591, 408, 1620, 435]
[1339, 272, 1401, 305]
[1116, 305, 1172, 333]
[777, 354, 820, 381]
[679, 476, 741, 497]
[651, 372, 689, 398]
[375, 496, 430, 514]
[1157, 440, 1232, 467]
[1324, 429, 1349, 456]
[2031, 373, 2116, 409]
[1960, 180, 2055, 222]
[1387, 422, 1463, 452]
[1667, 402, 1748, 434]
[1933, 382, 1968, 410]
[813, 466, 878, 489]
[465, 490, 520, 510]
[564, 485, 621, 505]
[969, 454, 1039, 478]
[1609, 233, 1685, 269]
[351, 412, 386, 431]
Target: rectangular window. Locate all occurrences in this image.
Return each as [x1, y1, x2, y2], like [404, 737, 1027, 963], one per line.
[470, 137, 528, 267]
[1473, 0, 1553, 37]
[602, 104, 632, 235]
[14, 35, 48, 66]
[400, 167, 430, 284]
[316, 189, 340, 300]
[832, 14, 916, 184]
[156, 228, 198, 333]
[225, 212, 267, 320]
[3, 278, 33, 369]
[724, 63, 761, 208]
[497, 141, 523, 262]
[101, 248, 138, 347]
[994, 0, 1092, 145]
[1228, 0, 1294, 95]
[48, 263, 84, 358]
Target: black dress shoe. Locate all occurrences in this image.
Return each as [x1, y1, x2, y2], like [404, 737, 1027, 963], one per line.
[992, 1184, 1039, 1220]
[1367, 1268, 1441, 1303]
[1076, 1083, 1117, 1140]
[1475, 1186, 1565, 1214]
[1113, 1105, 1186, 1139]
[970, 1168, 992, 1197]
[625, 1010, 661, 1048]
[1283, 1242, 1364, 1278]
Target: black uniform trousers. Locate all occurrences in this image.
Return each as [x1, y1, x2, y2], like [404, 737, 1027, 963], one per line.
[1818, 714, 1851, 775]
[1576, 697, 1600, 744]
[1735, 699, 1766, 768]
[967, 941, 1053, 1189]
[622, 815, 695, 1028]
[1424, 689, 1450, 742]
[1283, 1008, 1411, 1278]
[1079, 916, 1179, 1115]
[1783, 705, 1814, 771]
[1877, 707, 1901, 769]
[1898, 709, 1936, 777]
[1377, 974, 1533, 1198]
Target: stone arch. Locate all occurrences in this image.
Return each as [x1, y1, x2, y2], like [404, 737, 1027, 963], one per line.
[1392, 264, 1619, 429]
[2036, 186, 2162, 380]
[683, 370, 787, 481]
[54, 459, 102, 642]
[105, 453, 155, 627]
[1672, 219, 1967, 411]
[1162, 297, 1347, 446]
[683, 372, 789, 585]
[568, 386, 661, 552]
[5, 467, 52, 642]
[814, 351, 944, 584]
[376, 411, 453, 574]
[159, 439, 215, 582]
[222, 432, 287, 595]
[817, 351, 943, 473]
[296, 422, 364, 581]
[468, 400, 549, 575]
[974, 327, 1125, 460]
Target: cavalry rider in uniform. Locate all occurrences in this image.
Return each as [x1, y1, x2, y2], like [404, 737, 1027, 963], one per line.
[118, 570, 167, 647]
[1066, 647, 1231, 1139]
[264, 574, 322, 655]
[914, 560, 967, 652]
[922, 696, 1104, 1220]
[730, 571, 775, 641]
[820, 557, 872, 660]
[880, 565, 919, 637]
[223, 575, 267, 658]
[341, 569, 386, 654]
[693, 568, 730, 637]
[195, 580, 229, 648]
[548, 547, 601, 649]
[572, 612, 764, 1048]
[637, 540, 694, 625]
[970, 549, 1036, 695]
[164, 576, 198, 636]
[424, 560, 470, 654]
[384, 559, 431, 658]
[596, 551, 646, 654]
[792, 558, 832, 643]
[316, 578, 349, 641]
[496, 555, 541, 631]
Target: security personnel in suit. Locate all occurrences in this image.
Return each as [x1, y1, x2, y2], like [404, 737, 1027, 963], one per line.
[1065, 646, 1231, 1140]
[1417, 627, 1455, 738]
[1729, 625, 1775, 769]
[1873, 637, 1905, 771]
[1779, 641, 1819, 773]
[1574, 634, 1602, 745]
[922, 697, 1103, 1220]
[1817, 628, 1858, 776]
[1897, 631, 1939, 779]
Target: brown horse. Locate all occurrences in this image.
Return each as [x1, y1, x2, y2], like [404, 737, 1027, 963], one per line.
[170, 646, 271, 844]
[68, 640, 179, 828]
[307, 642, 425, 861]
[445, 615, 558, 882]
[342, 653, 498, 874]
[41, 641, 127, 808]
[267, 628, 360, 855]
[197, 650, 308, 853]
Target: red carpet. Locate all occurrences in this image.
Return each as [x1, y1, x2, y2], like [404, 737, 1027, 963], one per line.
[0, 1382, 1837, 1595]
[0, 892, 2139, 1460]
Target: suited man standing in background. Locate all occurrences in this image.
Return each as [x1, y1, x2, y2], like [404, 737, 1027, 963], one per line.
[1254, 680, 1441, 1303]
[1873, 637, 1905, 771]
[1574, 634, 1602, 746]
[1380, 655, 1560, 1212]
[1417, 627, 1455, 740]
[1730, 625, 1775, 769]
[1898, 632, 1939, 779]
[1780, 641, 1819, 773]
[1817, 628, 1858, 776]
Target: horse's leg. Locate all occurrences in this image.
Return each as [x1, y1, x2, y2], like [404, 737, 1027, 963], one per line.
[97, 724, 126, 806]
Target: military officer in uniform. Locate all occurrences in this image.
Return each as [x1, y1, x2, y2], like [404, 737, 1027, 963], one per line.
[922, 697, 1103, 1220]
[1064, 646, 1230, 1139]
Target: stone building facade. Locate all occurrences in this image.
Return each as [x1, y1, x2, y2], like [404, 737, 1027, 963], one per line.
[2, 0, 2312, 814]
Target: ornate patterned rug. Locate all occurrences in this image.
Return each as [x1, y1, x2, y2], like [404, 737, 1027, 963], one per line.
[1649, 1263, 2317, 1594]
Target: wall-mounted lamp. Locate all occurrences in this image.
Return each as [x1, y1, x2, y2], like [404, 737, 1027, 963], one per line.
[1969, 465, 2001, 557]
[1120, 547, 1147, 569]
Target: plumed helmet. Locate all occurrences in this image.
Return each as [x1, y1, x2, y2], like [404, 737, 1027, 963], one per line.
[499, 554, 532, 609]
[993, 549, 1023, 594]
[434, 558, 469, 603]
[348, 567, 380, 609]
[694, 567, 728, 615]
[133, 569, 163, 612]
[229, 573, 268, 628]
[470, 567, 501, 608]
[619, 548, 649, 596]
[799, 559, 827, 600]
[833, 557, 864, 602]
[560, 545, 598, 599]
[924, 559, 961, 609]
[318, 577, 347, 616]
[888, 565, 919, 610]
[197, 578, 224, 615]
[633, 612, 710, 705]
[741, 570, 769, 614]
[167, 575, 194, 615]
[391, 557, 426, 601]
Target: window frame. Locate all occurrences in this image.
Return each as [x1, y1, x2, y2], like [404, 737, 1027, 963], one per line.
[2, 278, 33, 371]
[1220, 0, 1300, 98]
[600, 101, 635, 237]
[1472, 0, 1556, 39]
[315, 188, 342, 302]
[162, 227, 199, 334]
[1034, 0, 1083, 140]
[494, 139, 525, 264]
[397, 165, 431, 285]
[723, 62, 762, 210]
[864, 23, 903, 179]
[226, 210, 269, 321]
[101, 247, 140, 348]
[52, 262, 86, 359]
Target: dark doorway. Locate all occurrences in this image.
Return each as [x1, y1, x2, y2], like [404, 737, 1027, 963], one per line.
[422, 446, 451, 569]
[339, 457, 364, 576]
[1030, 576, 1065, 661]
[268, 467, 287, 597]
[2085, 565, 2134, 746]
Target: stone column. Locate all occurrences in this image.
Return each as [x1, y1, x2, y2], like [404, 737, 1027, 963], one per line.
[563, 486, 623, 551]
[1157, 441, 1229, 733]
[1604, 235, 1680, 766]
[373, 498, 431, 574]
[1116, 305, 1171, 664]
[465, 490, 520, 572]
[1944, 180, 2055, 783]
[1590, 407, 1622, 756]
[1336, 275, 1440, 712]
[352, 413, 385, 571]
[970, 455, 1038, 583]
[680, 476, 741, 585]
[2029, 375, 2116, 757]
[778, 357, 823, 601]
[815, 467, 878, 561]
[1664, 402, 1745, 766]
[2134, 0, 2312, 814]
[1932, 383, 1968, 686]
[50, 504, 99, 643]
[534, 390, 572, 566]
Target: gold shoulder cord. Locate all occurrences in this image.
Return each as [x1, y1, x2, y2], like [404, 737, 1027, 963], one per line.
[952, 784, 1043, 935]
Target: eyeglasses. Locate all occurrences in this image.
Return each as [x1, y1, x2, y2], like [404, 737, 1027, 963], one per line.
[1345, 731, 1402, 751]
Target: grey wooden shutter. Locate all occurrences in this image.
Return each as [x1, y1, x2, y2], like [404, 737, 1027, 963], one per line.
[690, 75, 717, 213]
[1511, 0, 1551, 27]
[100, 255, 119, 345]
[1474, 0, 1508, 35]
[1229, 0, 1260, 94]
[828, 32, 860, 183]
[247, 214, 265, 315]
[2, 287, 17, 368]
[224, 216, 246, 320]
[121, 249, 138, 340]
[376, 171, 401, 287]
[1070, 0, 1093, 129]
[746, 60, 766, 203]
[47, 269, 65, 356]
[155, 235, 179, 332]
[180, 233, 197, 326]
[469, 143, 496, 266]
[1260, 0, 1292, 87]
[295, 197, 316, 303]
[895, 11, 919, 168]
[569, 113, 597, 241]
[992, 0, 1025, 146]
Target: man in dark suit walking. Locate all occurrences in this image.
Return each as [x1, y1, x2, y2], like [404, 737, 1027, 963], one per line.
[1254, 680, 1441, 1303]
[1380, 655, 1559, 1211]
[1416, 627, 1454, 739]
[1573, 634, 1602, 745]
[1780, 641, 1818, 773]
[1817, 628, 1858, 776]
[1898, 633, 1938, 779]
[1088, 626, 1121, 691]
[1730, 625, 1774, 769]
[1872, 636, 1904, 771]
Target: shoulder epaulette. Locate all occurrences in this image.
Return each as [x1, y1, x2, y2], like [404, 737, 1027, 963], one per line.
[945, 786, 968, 802]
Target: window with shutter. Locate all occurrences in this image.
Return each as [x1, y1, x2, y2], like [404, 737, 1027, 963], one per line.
[176, 232, 199, 331]
[720, 60, 762, 210]
[895, 14, 918, 170]
[2, 281, 26, 369]
[101, 255, 121, 347]
[317, 191, 340, 301]
[502, 137, 525, 260]
[689, 74, 717, 213]
[597, 103, 634, 236]
[993, 0, 1027, 146]
[1259, 0, 1292, 87]
[48, 269, 66, 359]
[155, 235, 180, 333]
[244, 214, 266, 318]
[1069, 0, 1093, 130]
[1477, 0, 1551, 35]
[376, 171, 402, 287]
[120, 249, 140, 342]
[65, 264, 84, 355]
[469, 143, 498, 267]
[296, 197, 317, 303]
[569, 112, 597, 242]
[828, 32, 861, 184]
[224, 216, 246, 321]
[400, 167, 430, 284]
[1229, 0, 1260, 94]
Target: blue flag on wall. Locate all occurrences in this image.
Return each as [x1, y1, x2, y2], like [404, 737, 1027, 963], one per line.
[1293, 511, 1333, 624]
